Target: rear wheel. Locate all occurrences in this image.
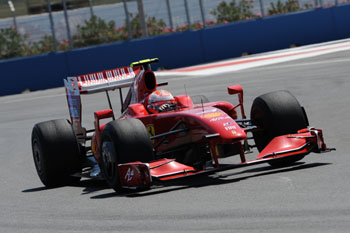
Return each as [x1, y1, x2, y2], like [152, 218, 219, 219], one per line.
[251, 91, 309, 167]
[100, 118, 154, 191]
[31, 119, 82, 187]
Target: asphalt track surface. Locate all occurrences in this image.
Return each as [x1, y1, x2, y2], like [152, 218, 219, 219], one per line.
[0, 50, 349, 233]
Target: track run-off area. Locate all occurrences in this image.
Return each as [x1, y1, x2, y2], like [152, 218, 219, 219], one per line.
[0, 39, 349, 232]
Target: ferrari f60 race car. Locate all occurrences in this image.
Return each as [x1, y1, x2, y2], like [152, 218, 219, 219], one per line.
[31, 58, 334, 191]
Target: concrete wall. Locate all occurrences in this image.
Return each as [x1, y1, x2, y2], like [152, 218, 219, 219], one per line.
[1, 5, 349, 96]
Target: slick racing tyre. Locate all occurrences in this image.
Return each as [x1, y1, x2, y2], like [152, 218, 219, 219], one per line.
[100, 118, 154, 191]
[31, 119, 82, 187]
[251, 90, 309, 167]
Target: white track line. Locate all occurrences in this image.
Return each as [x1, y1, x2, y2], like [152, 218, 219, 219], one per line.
[155, 39, 350, 76]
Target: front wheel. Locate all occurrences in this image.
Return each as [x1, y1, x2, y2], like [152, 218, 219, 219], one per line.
[100, 118, 154, 191]
[251, 91, 309, 167]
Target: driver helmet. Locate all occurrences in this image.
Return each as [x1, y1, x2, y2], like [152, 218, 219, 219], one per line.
[146, 90, 177, 113]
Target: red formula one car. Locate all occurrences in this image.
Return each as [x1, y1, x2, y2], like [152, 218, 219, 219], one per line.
[31, 58, 334, 191]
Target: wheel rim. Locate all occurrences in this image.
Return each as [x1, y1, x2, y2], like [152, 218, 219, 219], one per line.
[101, 141, 117, 180]
[32, 141, 43, 174]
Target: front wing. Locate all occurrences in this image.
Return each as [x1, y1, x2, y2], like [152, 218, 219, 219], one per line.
[117, 128, 334, 189]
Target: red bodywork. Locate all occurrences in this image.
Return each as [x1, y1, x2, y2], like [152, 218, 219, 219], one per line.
[64, 61, 333, 190]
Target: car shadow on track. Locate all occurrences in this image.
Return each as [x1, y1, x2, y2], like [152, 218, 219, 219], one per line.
[89, 162, 331, 199]
[22, 178, 110, 194]
[22, 186, 49, 193]
[21, 162, 331, 197]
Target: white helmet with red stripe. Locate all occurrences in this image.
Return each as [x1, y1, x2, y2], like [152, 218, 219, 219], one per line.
[146, 90, 177, 113]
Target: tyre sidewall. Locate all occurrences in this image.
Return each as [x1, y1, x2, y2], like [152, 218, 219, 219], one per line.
[100, 118, 154, 190]
[251, 91, 308, 152]
[31, 119, 81, 187]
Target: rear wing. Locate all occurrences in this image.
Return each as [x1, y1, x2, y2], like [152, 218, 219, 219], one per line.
[64, 65, 142, 137]
[65, 66, 142, 94]
[64, 59, 159, 137]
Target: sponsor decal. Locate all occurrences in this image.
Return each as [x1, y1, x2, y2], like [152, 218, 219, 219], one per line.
[146, 124, 155, 143]
[124, 168, 134, 182]
[146, 124, 155, 137]
[203, 112, 222, 118]
[225, 126, 237, 131]
[223, 122, 232, 126]
[209, 116, 231, 122]
[75, 67, 136, 87]
[231, 130, 237, 135]
[65, 80, 81, 119]
[67, 95, 80, 118]
[196, 109, 217, 115]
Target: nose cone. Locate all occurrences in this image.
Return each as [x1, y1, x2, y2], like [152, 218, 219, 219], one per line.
[194, 108, 246, 140]
[218, 121, 246, 140]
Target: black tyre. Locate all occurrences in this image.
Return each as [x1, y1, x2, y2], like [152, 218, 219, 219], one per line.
[191, 95, 209, 104]
[31, 119, 82, 187]
[251, 91, 309, 167]
[100, 118, 154, 191]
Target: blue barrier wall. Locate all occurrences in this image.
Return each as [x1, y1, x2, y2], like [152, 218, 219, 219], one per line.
[1, 52, 69, 96]
[1, 5, 349, 96]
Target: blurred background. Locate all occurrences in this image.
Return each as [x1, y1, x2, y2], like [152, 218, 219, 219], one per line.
[1, 0, 349, 60]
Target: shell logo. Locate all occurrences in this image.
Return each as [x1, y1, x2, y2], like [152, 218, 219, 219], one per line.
[203, 112, 222, 118]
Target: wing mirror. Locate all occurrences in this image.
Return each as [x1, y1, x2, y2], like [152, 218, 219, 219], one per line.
[227, 85, 246, 119]
[227, 85, 243, 95]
